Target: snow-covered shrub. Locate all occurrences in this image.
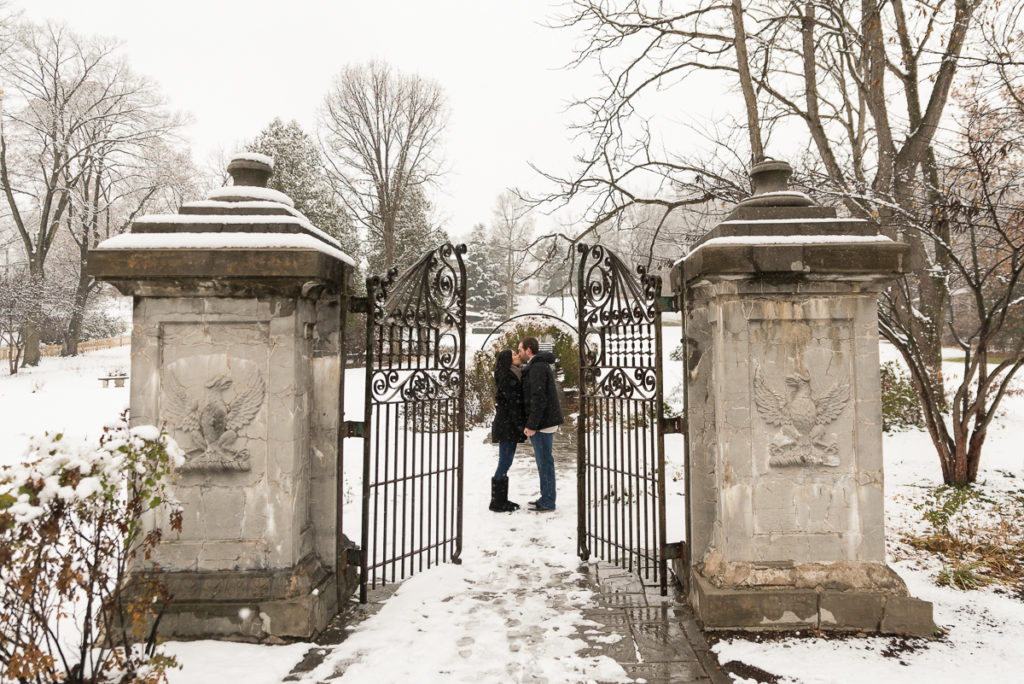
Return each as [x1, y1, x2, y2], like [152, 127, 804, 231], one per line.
[80, 307, 128, 342]
[880, 360, 925, 432]
[0, 416, 184, 683]
[466, 321, 579, 426]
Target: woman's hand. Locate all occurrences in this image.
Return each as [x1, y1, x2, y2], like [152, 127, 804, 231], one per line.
[524, 427, 536, 437]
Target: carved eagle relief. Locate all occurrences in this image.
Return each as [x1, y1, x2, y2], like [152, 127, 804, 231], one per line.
[162, 366, 265, 472]
[753, 364, 850, 467]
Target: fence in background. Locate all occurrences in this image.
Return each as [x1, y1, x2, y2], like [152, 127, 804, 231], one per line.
[0, 335, 129, 361]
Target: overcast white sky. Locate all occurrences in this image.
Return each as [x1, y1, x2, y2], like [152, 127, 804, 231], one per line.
[20, 0, 598, 239]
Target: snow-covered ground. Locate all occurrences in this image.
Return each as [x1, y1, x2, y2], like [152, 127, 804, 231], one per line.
[1, 336, 1022, 683]
[0, 346, 131, 459]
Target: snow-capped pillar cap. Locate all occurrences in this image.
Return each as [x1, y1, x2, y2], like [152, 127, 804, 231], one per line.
[733, 158, 814, 210]
[750, 159, 792, 196]
[671, 156, 909, 288]
[227, 153, 274, 188]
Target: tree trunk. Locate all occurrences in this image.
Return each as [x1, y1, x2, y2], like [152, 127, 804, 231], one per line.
[22, 258, 45, 367]
[901, 214, 947, 415]
[952, 436, 969, 486]
[62, 277, 89, 357]
[383, 217, 395, 272]
[22, 320, 40, 366]
[730, 0, 764, 163]
[967, 429, 985, 483]
[922, 149, 950, 411]
[62, 248, 92, 357]
[917, 275, 946, 409]
[7, 343, 20, 375]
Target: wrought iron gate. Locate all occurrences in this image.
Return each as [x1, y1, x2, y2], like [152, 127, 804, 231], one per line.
[356, 243, 467, 602]
[576, 244, 679, 595]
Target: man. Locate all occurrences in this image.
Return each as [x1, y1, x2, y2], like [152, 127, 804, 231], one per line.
[518, 336, 563, 512]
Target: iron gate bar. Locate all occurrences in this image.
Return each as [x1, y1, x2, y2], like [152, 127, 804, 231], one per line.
[576, 244, 670, 595]
[358, 244, 467, 603]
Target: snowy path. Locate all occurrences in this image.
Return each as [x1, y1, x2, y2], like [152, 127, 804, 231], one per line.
[297, 426, 636, 683]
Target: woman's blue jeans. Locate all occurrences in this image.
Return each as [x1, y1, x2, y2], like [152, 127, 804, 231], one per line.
[494, 441, 518, 479]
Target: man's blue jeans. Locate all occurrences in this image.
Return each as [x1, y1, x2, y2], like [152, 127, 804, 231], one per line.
[529, 432, 556, 509]
[494, 441, 517, 479]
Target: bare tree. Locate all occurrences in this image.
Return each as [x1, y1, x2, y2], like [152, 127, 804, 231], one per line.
[879, 88, 1024, 485]
[0, 265, 72, 374]
[0, 265, 31, 373]
[61, 141, 194, 355]
[548, 0, 999, 479]
[491, 191, 535, 319]
[750, 0, 983, 407]
[0, 22, 184, 364]
[538, 2, 762, 241]
[317, 60, 448, 271]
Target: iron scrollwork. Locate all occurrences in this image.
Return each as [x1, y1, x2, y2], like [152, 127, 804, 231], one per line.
[578, 244, 661, 400]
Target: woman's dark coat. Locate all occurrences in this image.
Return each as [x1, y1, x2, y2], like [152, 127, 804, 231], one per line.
[491, 370, 526, 444]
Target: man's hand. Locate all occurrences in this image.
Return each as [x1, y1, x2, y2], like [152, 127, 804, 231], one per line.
[524, 428, 536, 437]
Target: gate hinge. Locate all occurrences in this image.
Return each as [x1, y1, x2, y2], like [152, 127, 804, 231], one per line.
[662, 541, 687, 562]
[659, 295, 680, 312]
[345, 546, 364, 566]
[661, 416, 686, 434]
[343, 421, 365, 438]
[348, 296, 368, 314]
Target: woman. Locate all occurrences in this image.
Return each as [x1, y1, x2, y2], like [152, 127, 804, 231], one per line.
[490, 349, 525, 512]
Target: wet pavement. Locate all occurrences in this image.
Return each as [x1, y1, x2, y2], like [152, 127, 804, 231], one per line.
[579, 562, 729, 683]
[535, 419, 727, 682]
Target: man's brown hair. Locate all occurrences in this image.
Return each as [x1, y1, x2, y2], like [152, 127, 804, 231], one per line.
[520, 336, 539, 355]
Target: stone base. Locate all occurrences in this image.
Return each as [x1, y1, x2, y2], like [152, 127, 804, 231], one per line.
[688, 570, 935, 638]
[137, 553, 353, 642]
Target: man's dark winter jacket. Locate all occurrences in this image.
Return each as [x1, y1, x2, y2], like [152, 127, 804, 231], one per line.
[491, 370, 526, 444]
[521, 351, 564, 432]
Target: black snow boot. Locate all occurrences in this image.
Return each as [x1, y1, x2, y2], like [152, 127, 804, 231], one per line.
[489, 477, 505, 512]
[498, 477, 520, 512]
[490, 477, 520, 512]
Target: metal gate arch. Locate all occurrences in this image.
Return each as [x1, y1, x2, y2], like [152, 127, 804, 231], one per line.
[576, 243, 677, 595]
[358, 243, 467, 602]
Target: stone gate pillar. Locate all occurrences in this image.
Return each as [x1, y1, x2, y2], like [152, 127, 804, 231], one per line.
[88, 153, 356, 641]
[671, 160, 934, 636]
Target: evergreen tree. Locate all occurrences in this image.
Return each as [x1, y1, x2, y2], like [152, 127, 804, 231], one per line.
[247, 119, 358, 256]
[463, 223, 505, 317]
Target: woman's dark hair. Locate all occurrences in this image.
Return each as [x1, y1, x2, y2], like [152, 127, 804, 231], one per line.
[493, 349, 513, 383]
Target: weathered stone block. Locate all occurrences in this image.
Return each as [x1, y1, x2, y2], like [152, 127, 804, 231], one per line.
[675, 160, 931, 638]
[819, 591, 884, 631]
[91, 154, 357, 641]
[881, 596, 936, 637]
[691, 572, 818, 631]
